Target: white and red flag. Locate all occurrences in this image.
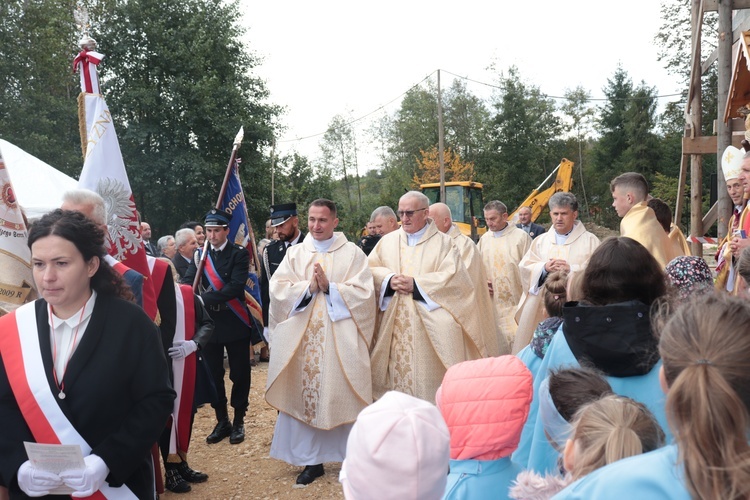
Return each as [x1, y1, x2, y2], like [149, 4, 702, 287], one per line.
[74, 47, 157, 319]
[0, 146, 37, 315]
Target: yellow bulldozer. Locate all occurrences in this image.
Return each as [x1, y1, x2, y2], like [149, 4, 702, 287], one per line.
[420, 158, 574, 241]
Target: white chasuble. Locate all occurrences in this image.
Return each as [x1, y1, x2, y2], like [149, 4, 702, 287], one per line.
[447, 224, 509, 356]
[513, 222, 600, 354]
[477, 225, 531, 348]
[265, 233, 375, 430]
[368, 223, 484, 403]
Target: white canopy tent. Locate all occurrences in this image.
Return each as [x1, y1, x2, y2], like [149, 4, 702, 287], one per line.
[0, 139, 78, 220]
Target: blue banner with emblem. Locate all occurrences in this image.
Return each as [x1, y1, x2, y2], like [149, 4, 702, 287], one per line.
[219, 160, 263, 327]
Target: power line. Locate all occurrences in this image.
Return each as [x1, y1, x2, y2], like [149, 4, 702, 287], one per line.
[441, 69, 684, 101]
[277, 71, 436, 143]
[276, 68, 685, 144]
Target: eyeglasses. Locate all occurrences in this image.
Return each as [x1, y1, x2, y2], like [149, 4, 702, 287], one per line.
[397, 207, 428, 218]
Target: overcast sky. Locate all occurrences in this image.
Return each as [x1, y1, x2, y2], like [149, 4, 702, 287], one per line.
[239, 0, 684, 168]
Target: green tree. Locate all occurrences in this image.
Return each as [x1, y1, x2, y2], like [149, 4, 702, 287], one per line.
[0, 1, 82, 176]
[622, 82, 662, 177]
[561, 86, 596, 216]
[480, 66, 564, 207]
[88, 0, 280, 234]
[320, 114, 361, 213]
[443, 79, 492, 163]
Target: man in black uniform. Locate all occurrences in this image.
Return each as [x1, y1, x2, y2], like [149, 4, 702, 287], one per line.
[181, 209, 253, 445]
[259, 203, 304, 345]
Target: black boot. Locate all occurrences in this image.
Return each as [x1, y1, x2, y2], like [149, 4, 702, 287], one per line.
[296, 464, 324, 485]
[229, 411, 245, 444]
[206, 406, 231, 444]
[176, 460, 208, 483]
[165, 464, 191, 493]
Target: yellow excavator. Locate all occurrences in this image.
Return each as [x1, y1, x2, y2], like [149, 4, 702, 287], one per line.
[508, 158, 574, 223]
[420, 158, 574, 241]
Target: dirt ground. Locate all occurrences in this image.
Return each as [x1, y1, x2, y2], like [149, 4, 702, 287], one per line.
[162, 361, 345, 500]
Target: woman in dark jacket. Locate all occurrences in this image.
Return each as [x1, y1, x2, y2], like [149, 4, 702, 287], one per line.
[0, 209, 175, 498]
[514, 237, 669, 474]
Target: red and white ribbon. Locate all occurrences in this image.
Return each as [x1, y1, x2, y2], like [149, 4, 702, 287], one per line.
[687, 235, 718, 245]
[73, 49, 104, 94]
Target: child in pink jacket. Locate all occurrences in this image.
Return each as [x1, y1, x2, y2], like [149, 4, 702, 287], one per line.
[437, 356, 533, 500]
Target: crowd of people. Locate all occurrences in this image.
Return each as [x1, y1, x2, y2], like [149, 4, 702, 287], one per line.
[4, 160, 750, 499]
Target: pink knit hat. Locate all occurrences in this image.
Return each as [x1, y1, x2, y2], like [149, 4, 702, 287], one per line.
[340, 391, 450, 500]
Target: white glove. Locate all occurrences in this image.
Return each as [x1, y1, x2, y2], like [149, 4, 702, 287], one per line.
[168, 340, 198, 360]
[17, 460, 63, 497]
[59, 454, 109, 498]
[262, 327, 270, 344]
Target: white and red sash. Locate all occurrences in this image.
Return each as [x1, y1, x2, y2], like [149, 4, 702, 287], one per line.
[0, 302, 137, 499]
[202, 252, 251, 327]
[169, 285, 196, 455]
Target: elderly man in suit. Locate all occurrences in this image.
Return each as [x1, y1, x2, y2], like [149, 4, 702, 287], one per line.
[515, 206, 546, 239]
[172, 228, 198, 280]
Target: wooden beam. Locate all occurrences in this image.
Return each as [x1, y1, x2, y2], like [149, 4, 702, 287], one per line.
[704, 0, 750, 11]
[713, 117, 746, 133]
[703, 15, 750, 73]
[703, 201, 718, 229]
[682, 133, 745, 154]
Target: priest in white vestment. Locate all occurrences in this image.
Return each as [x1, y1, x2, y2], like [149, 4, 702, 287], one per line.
[430, 202, 508, 356]
[513, 192, 600, 353]
[368, 192, 486, 404]
[266, 199, 375, 486]
[477, 200, 531, 348]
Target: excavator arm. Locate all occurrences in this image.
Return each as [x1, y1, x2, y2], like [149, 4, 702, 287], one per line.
[509, 158, 574, 223]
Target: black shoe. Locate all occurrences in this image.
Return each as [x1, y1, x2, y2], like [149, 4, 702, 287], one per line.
[229, 422, 245, 444]
[165, 467, 191, 493]
[296, 464, 324, 485]
[177, 461, 208, 483]
[206, 418, 232, 444]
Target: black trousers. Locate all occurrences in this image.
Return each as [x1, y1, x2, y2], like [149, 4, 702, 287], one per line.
[203, 337, 251, 414]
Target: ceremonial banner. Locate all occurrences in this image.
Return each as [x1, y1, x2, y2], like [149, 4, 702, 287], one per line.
[0, 148, 37, 315]
[220, 160, 263, 327]
[74, 48, 157, 320]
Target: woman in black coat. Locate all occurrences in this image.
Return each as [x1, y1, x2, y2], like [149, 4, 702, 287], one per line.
[0, 209, 175, 499]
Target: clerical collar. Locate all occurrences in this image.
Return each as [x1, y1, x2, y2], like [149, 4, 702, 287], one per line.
[492, 223, 511, 237]
[553, 222, 577, 245]
[211, 240, 229, 252]
[406, 223, 429, 247]
[312, 234, 336, 253]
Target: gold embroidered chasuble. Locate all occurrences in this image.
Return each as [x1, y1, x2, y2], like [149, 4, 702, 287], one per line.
[446, 224, 508, 357]
[476, 224, 531, 349]
[667, 224, 690, 261]
[620, 202, 672, 268]
[368, 222, 484, 403]
[265, 232, 375, 430]
[513, 221, 600, 354]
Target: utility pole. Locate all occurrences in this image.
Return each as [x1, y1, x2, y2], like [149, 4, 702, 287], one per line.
[270, 138, 276, 205]
[717, 0, 733, 239]
[437, 69, 446, 202]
